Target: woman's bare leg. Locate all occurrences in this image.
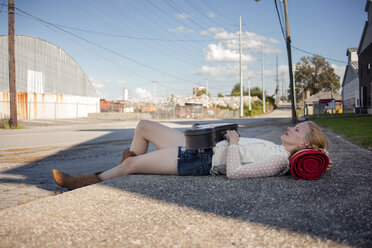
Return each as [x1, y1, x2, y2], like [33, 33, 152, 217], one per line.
[99, 148, 178, 181]
[100, 120, 184, 181]
[129, 120, 185, 155]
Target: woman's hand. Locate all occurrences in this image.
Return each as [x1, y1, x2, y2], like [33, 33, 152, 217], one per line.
[224, 130, 239, 145]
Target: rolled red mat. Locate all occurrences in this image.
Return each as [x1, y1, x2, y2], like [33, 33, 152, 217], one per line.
[289, 149, 330, 180]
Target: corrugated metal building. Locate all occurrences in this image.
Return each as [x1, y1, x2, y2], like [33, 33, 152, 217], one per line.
[0, 35, 99, 120]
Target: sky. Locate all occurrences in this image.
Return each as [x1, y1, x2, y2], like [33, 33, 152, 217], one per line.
[0, 0, 368, 100]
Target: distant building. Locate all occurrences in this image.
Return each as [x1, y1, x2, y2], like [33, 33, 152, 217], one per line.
[342, 48, 360, 113]
[0, 35, 99, 120]
[358, 0, 372, 114]
[123, 88, 129, 101]
[305, 91, 342, 115]
[193, 86, 206, 96]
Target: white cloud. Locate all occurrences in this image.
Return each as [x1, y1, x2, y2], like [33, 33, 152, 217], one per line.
[278, 65, 289, 74]
[268, 38, 280, 44]
[195, 64, 255, 78]
[169, 26, 194, 33]
[214, 31, 237, 41]
[204, 43, 256, 63]
[134, 87, 153, 98]
[176, 13, 190, 19]
[200, 27, 225, 36]
[196, 65, 237, 77]
[201, 28, 265, 43]
[200, 28, 281, 63]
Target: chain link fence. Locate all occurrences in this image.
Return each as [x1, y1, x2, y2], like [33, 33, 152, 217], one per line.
[0, 101, 240, 124]
[91, 102, 239, 120]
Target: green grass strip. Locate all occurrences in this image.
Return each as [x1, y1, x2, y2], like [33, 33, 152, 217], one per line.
[313, 116, 372, 149]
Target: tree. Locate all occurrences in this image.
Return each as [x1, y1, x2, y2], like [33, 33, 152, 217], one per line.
[250, 87, 263, 100]
[230, 84, 276, 111]
[230, 83, 244, 96]
[196, 88, 210, 97]
[294, 55, 340, 102]
[230, 84, 264, 99]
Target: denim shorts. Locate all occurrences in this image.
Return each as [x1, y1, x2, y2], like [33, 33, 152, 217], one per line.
[177, 146, 213, 176]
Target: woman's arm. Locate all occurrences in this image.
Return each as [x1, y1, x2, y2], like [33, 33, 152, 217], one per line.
[223, 130, 288, 179]
[226, 144, 288, 179]
[224, 130, 240, 145]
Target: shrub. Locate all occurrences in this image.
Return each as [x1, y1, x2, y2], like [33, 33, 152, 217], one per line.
[243, 100, 273, 117]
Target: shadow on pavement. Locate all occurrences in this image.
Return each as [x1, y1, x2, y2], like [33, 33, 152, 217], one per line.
[1, 118, 371, 248]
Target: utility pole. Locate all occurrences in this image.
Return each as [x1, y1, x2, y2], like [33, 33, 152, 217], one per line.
[248, 76, 252, 111]
[153, 81, 157, 117]
[276, 54, 279, 102]
[205, 78, 209, 109]
[254, 0, 296, 122]
[261, 41, 265, 113]
[281, 71, 285, 99]
[283, 0, 297, 123]
[239, 16, 244, 118]
[8, 0, 17, 127]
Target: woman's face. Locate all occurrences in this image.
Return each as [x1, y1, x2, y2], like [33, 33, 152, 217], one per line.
[281, 122, 309, 148]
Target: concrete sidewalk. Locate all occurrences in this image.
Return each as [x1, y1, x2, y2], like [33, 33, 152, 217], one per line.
[0, 106, 371, 247]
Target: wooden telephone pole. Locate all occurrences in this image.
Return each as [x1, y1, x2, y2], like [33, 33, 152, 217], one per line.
[255, 0, 297, 122]
[239, 16, 243, 118]
[283, 0, 297, 123]
[8, 0, 17, 127]
[261, 40, 265, 113]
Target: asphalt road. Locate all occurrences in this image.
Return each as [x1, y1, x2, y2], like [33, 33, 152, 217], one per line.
[0, 104, 371, 247]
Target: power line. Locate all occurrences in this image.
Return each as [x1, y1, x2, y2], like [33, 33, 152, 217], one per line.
[182, 0, 219, 30]
[14, 7, 196, 84]
[98, 0, 202, 62]
[76, 0, 204, 66]
[272, 0, 347, 64]
[183, 0, 224, 28]
[12, 18, 237, 42]
[65, 0, 201, 66]
[274, 0, 286, 41]
[163, 0, 214, 35]
[14, 13, 153, 83]
[0, 0, 6, 15]
[143, 0, 204, 48]
[112, 0, 206, 58]
[200, 0, 236, 31]
[140, 0, 208, 52]
[291, 45, 347, 64]
[0, 2, 350, 66]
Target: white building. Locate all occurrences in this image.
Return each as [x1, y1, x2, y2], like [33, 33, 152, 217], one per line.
[342, 48, 360, 113]
[0, 35, 99, 120]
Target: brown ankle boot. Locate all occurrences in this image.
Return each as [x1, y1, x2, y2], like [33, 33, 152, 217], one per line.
[120, 148, 136, 163]
[52, 169, 102, 190]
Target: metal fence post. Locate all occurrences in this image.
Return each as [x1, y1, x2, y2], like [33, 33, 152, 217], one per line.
[76, 103, 79, 122]
[28, 100, 31, 121]
[55, 101, 57, 123]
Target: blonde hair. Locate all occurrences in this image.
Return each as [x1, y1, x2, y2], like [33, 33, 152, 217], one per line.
[290, 121, 330, 157]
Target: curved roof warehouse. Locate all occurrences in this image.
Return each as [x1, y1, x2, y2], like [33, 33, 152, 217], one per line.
[0, 35, 99, 120]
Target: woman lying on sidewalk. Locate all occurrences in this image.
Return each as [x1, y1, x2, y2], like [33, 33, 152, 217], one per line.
[52, 120, 330, 190]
